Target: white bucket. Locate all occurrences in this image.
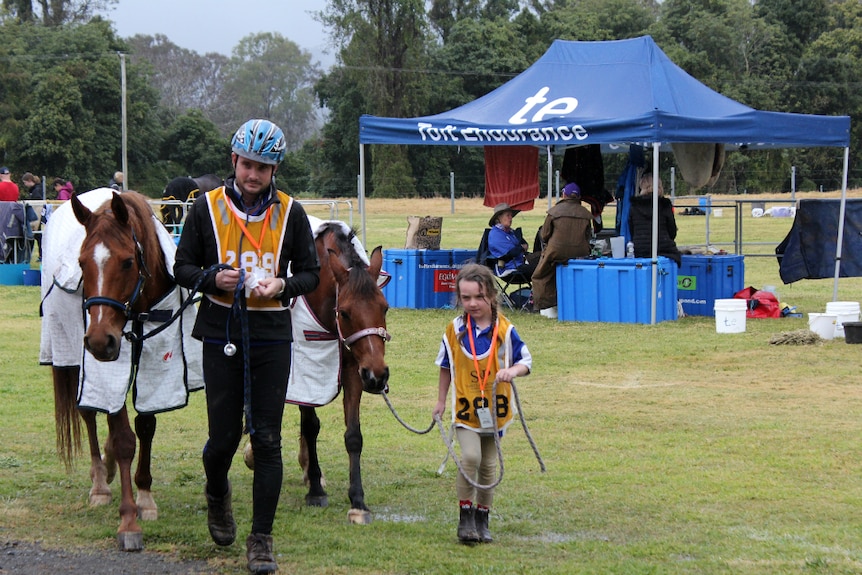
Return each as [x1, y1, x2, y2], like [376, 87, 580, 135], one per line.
[610, 236, 625, 259]
[714, 298, 747, 333]
[825, 301, 861, 338]
[808, 313, 837, 340]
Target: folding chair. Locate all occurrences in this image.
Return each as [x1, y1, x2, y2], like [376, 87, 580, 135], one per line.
[476, 228, 533, 311]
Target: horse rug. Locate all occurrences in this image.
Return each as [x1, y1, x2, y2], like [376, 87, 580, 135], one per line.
[284, 216, 370, 407]
[39, 188, 203, 415]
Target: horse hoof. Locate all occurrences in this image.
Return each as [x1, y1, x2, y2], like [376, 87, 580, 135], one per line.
[348, 509, 372, 525]
[138, 508, 158, 521]
[243, 442, 254, 470]
[89, 490, 112, 506]
[306, 494, 328, 507]
[117, 531, 144, 552]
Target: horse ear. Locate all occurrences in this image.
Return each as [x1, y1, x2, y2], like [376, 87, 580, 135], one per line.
[71, 193, 91, 226]
[368, 246, 383, 279]
[111, 191, 130, 225]
[328, 248, 350, 284]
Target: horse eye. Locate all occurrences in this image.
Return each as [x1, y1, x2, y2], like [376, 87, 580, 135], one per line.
[121, 258, 134, 270]
[339, 310, 350, 321]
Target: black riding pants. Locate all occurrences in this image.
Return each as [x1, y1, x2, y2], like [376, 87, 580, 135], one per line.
[201, 340, 291, 535]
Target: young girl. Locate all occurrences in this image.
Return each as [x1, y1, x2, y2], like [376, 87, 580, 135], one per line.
[432, 263, 532, 543]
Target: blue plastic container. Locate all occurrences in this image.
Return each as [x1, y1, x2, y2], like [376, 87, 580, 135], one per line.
[677, 254, 745, 316]
[22, 268, 40, 286]
[556, 257, 678, 323]
[0, 263, 29, 286]
[382, 249, 476, 309]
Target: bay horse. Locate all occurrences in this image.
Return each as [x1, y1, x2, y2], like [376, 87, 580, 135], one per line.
[42, 189, 199, 551]
[257, 221, 390, 524]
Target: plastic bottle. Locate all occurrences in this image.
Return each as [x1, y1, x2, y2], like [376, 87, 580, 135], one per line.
[626, 241, 635, 258]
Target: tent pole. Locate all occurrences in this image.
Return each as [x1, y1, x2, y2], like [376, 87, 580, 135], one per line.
[832, 146, 850, 301]
[359, 143, 367, 248]
[650, 143, 660, 325]
[547, 146, 553, 212]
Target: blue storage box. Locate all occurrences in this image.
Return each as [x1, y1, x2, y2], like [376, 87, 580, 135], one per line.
[556, 257, 678, 323]
[677, 254, 745, 316]
[382, 249, 476, 309]
[0, 263, 29, 286]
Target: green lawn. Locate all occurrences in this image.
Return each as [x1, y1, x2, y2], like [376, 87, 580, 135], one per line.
[2, 193, 862, 574]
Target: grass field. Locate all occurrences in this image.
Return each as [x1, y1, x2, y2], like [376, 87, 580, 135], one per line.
[1, 192, 862, 574]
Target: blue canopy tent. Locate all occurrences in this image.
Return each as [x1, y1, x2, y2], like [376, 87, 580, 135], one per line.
[358, 36, 851, 322]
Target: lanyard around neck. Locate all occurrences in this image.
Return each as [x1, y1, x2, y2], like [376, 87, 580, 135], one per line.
[466, 315, 499, 399]
[231, 206, 272, 259]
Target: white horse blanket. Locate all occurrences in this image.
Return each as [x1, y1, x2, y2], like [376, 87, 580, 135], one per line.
[284, 216, 372, 407]
[39, 188, 203, 415]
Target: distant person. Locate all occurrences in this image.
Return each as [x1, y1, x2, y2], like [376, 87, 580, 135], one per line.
[21, 173, 45, 200]
[0, 167, 19, 201]
[531, 182, 593, 317]
[432, 263, 532, 544]
[53, 178, 74, 201]
[21, 173, 46, 260]
[487, 203, 539, 278]
[628, 172, 681, 265]
[109, 171, 124, 190]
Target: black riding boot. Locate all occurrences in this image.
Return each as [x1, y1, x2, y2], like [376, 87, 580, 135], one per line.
[457, 504, 479, 543]
[475, 507, 493, 543]
[205, 482, 236, 546]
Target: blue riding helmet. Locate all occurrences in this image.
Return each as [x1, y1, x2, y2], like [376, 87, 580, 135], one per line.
[231, 119, 286, 165]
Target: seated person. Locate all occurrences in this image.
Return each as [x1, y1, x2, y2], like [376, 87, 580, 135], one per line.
[531, 182, 593, 314]
[627, 172, 682, 265]
[487, 203, 539, 279]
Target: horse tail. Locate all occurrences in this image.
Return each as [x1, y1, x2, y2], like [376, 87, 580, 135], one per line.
[52, 366, 83, 469]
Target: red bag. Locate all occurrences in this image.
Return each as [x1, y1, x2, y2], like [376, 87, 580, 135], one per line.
[733, 287, 782, 318]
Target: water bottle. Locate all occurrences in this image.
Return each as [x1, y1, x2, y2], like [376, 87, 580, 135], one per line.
[626, 241, 635, 258]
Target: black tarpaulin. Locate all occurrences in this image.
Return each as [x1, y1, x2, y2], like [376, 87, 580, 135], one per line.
[776, 198, 862, 284]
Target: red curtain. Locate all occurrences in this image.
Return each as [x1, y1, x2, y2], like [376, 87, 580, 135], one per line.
[483, 146, 539, 212]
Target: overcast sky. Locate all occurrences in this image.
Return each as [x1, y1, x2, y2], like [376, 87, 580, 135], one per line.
[100, 0, 334, 67]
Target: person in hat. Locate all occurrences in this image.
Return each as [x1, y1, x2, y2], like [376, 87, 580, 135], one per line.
[0, 167, 20, 201]
[487, 203, 539, 278]
[530, 182, 594, 317]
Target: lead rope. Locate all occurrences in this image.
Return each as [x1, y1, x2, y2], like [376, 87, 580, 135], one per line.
[382, 377, 546, 490]
[229, 269, 254, 435]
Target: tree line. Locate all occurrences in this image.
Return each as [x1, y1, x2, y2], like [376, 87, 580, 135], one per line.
[0, 0, 859, 199]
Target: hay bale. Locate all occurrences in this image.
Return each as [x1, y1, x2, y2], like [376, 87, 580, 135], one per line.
[769, 329, 823, 345]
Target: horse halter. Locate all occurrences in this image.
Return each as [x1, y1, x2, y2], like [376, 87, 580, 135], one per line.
[334, 282, 391, 352]
[82, 228, 151, 323]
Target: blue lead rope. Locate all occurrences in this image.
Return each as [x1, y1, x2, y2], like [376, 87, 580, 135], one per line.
[228, 269, 255, 435]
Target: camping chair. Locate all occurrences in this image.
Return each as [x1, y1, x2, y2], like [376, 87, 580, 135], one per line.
[476, 228, 533, 311]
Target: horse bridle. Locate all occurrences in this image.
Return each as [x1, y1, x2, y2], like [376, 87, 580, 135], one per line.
[334, 282, 391, 352]
[81, 229, 151, 324]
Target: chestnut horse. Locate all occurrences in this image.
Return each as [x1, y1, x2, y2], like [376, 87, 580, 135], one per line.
[284, 222, 391, 524]
[43, 190, 197, 551]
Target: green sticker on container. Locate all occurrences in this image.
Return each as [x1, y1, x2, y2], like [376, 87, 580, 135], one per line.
[678, 275, 697, 290]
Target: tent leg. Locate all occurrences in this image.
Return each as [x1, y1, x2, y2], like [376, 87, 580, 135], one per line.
[832, 146, 850, 301]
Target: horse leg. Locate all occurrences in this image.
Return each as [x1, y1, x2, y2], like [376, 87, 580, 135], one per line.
[342, 376, 371, 524]
[80, 408, 112, 506]
[299, 405, 328, 507]
[133, 414, 158, 521]
[106, 405, 143, 551]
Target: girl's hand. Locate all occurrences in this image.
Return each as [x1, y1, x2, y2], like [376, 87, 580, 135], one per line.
[215, 268, 241, 291]
[432, 400, 446, 420]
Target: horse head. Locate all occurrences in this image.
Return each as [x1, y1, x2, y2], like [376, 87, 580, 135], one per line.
[73, 192, 168, 362]
[326, 239, 390, 394]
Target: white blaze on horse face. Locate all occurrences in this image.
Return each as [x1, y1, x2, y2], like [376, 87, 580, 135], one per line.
[92, 242, 111, 323]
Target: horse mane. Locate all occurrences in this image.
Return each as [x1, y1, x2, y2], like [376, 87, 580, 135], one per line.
[319, 222, 378, 297]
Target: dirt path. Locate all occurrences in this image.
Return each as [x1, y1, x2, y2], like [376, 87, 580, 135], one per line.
[1, 540, 218, 575]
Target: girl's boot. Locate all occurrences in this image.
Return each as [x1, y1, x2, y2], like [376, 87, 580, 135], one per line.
[475, 507, 493, 543]
[457, 503, 479, 543]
